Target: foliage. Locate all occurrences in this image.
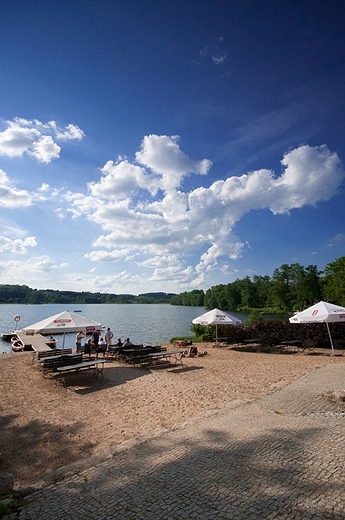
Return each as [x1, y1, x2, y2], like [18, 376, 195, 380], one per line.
[245, 310, 263, 325]
[322, 256, 345, 306]
[170, 290, 204, 306]
[190, 323, 213, 338]
[0, 286, 175, 305]
[244, 319, 345, 349]
[172, 256, 344, 314]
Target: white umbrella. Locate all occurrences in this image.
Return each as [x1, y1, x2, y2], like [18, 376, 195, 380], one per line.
[289, 301, 345, 355]
[22, 310, 103, 334]
[192, 308, 242, 342]
[21, 310, 103, 351]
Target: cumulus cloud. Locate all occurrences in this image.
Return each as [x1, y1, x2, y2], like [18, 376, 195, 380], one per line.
[0, 169, 34, 207]
[67, 138, 344, 281]
[0, 236, 37, 254]
[0, 117, 85, 163]
[135, 135, 212, 191]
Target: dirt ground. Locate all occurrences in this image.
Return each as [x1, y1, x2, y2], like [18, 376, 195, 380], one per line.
[0, 345, 344, 490]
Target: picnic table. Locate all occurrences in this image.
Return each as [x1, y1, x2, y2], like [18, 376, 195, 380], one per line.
[279, 339, 303, 348]
[134, 349, 185, 368]
[212, 337, 235, 348]
[239, 338, 282, 353]
[114, 345, 165, 363]
[55, 359, 107, 385]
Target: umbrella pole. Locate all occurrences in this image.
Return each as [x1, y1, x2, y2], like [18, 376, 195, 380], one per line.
[326, 322, 335, 356]
[62, 332, 66, 352]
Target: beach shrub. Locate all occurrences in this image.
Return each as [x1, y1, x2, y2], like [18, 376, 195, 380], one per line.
[244, 319, 345, 349]
[245, 310, 263, 325]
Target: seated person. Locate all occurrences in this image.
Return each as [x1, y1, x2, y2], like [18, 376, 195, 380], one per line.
[115, 337, 123, 347]
[97, 337, 107, 356]
[83, 338, 92, 355]
[122, 337, 133, 348]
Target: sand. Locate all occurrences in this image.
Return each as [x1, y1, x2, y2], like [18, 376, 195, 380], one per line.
[0, 345, 344, 489]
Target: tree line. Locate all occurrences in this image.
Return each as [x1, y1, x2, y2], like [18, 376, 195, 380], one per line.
[1, 256, 344, 311]
[0, 286, 175, 305]
[170, 256, 345, 312]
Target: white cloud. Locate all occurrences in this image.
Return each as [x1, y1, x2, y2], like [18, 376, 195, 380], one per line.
[85, 249, 131, 262]
[0, 169, 34, 207]
[135, 134, 212, 192]
[212, 55, 227, 64]
[92, 159, 147, 198]
[0, 236, 37, 254]
[67, 138, 344, 281]
[49, 122, 85, 141]
[327, 233, 345, 246]
[29, 135, 60, 163]
[39, 183, 50, 192]
[0, 117, 85, 163]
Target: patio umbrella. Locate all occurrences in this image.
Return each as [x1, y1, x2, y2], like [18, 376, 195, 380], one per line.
[21, 310, 103, 351]
[289, 301, 345, 355]
[192, 308, 242, 342]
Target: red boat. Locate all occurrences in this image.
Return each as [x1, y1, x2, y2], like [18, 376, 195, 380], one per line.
[11, 335, 24, 352]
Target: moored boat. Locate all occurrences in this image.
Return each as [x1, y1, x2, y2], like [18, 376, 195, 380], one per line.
[1, 331, 16, 342]
[11, 335, 24, 352]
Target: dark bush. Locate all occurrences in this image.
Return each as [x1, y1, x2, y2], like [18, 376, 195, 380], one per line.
[244, 320, 345, 349]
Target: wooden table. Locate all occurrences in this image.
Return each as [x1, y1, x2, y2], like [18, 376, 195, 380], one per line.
[56, 359, 106, 385]
[136, 350, 185, 368]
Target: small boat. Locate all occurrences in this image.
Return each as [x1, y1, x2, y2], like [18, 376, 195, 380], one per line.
[74, 310, 82, 312]
[1, 331, 16, 342]
[11, 336, 24, 352]
[46, 337, 57, 348]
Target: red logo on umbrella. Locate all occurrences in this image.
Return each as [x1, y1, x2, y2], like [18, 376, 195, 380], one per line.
[311, 310, 319, 316]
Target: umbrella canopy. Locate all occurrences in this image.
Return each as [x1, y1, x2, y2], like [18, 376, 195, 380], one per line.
[289, 301, 345, 355]
[192, 308, 242, 340]
[21, 310, 103, 335]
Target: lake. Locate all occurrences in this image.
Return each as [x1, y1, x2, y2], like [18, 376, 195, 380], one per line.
[0, 303, 252, 354]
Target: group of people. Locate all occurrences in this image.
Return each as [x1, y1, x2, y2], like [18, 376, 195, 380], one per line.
[75, 327, 133, 356]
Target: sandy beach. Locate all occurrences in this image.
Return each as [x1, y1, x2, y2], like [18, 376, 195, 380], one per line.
[0, 345, 344, 490]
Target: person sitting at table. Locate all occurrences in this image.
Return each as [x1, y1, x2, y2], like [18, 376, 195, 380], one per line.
[122, 337, 133, 348]
[83, 338, 92, 356]
[97, 337, 107, 357]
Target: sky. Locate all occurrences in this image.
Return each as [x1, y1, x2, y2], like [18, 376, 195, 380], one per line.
[0, 0, 345, 295]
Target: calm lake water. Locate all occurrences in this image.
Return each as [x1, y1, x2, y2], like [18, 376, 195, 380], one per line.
[0, 303, 252, 354]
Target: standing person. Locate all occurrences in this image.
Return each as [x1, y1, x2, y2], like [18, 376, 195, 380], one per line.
[104, 327, 114, 349]
[91, 329, 100, 349]
[75, 330, 85, 352]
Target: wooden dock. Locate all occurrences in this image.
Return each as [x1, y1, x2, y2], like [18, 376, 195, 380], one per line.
[16, 331, 52, 352]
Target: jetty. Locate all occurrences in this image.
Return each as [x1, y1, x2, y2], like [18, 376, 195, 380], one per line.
[16, 331, 52, 353]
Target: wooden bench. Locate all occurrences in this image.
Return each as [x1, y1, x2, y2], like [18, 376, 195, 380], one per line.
[116, 345, 164, 364]
[55, 359, 106, 385]
[40, 353, 83, 372]
[37, 348, 73, 360]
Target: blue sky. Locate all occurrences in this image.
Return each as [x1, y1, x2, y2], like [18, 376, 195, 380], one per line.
[0, 0, 344, 294]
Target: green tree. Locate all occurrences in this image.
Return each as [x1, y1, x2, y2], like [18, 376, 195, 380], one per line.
[322, 256, 345, 306]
